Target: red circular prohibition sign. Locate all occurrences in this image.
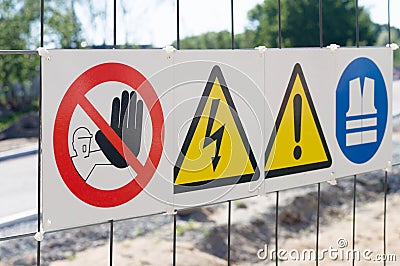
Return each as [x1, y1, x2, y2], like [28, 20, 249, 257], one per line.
[54, 63, 164, 208]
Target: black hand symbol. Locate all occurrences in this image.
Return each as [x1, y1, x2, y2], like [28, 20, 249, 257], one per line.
[95, 90, 143, 168]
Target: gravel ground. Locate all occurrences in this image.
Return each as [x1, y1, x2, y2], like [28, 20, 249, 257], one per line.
[0, 214, 173, 265]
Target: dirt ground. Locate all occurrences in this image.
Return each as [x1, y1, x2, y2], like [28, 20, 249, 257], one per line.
[266, 194, 400, 266]
[50, 193, 400, 266]
[51, 237, 229, 266]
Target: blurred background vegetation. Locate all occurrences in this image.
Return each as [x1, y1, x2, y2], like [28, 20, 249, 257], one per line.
[176, 1, 399, 53]
[0, 0, 399, 128]
[0, 0, 84, 127]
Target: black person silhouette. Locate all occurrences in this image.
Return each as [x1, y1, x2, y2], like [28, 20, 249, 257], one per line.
[96, 90, 143, 168]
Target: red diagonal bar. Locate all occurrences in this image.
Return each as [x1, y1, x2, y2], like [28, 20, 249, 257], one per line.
[78, 95, 144, 175]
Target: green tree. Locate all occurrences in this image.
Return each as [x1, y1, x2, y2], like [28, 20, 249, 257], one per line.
[176, 0, 378, 50]
[175, 31, 232, 49]
[248, 0, 377, 48]
[174, 29, 258, 49]
[375, 26, 400, 66]
[0, 0, 83, 113]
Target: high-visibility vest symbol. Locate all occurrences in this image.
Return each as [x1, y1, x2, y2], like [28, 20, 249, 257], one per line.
[335, 57, 388, 164]
[345, 77, 377, 146]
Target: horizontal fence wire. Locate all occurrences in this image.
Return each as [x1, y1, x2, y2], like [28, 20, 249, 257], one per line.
[0, 50, 37, 55]
[0, 232, 36, 242]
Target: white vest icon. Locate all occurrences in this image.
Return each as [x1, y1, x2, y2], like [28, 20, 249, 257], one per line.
[346, 77, 377, 146]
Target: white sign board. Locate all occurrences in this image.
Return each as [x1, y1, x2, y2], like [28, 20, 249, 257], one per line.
[42, 50, 174, 231]
[41, 47, 392, 231]
[171, 51, 266, 208]
[263, 48, 392, 192]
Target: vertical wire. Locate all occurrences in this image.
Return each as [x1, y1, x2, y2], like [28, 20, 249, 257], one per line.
[353, 4, 359, 261]
[173, 213, 177, 266]
[37, 0, 45, 265]
[275, 191, 279, 266]
[113, 0, 117, 48]
[173, 1, 179, 264]
[384, 6, 390, 266]
[352, 175, 357, 266]
[319, 0, 323, 48]
[353, 2, 359, 258]
[40, 0, 44, 47]
[227, 2, 234, 264]
[316, 2, 323, 264]
[383, 171, 388, 266]
[316, 184, 321, 265]
[111, 0, 117, 262]
[278, 0, 282, 48]
[355, 0, 359, 47]
[176, 0, 180, 50]
[227, 201, 231, 266]
[276, 2, 281, 264]
[109, 220, 114, 266]
[230, 0, 234, 49]
[173, 0, 179, 264]
[388, 0, 391, 43]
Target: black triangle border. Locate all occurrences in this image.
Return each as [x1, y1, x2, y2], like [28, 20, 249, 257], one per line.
[174, 65, 260, 194]
[265, 63, 332, 178]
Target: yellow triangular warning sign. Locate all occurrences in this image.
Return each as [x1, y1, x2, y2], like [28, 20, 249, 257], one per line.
[174, 65, 259, 193]
[265, 63, 332, 178]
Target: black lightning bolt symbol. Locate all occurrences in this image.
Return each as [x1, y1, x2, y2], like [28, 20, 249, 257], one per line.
[203, 99, 225, 171]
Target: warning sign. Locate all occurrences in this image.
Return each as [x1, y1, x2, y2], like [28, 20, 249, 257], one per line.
[53, 62, 164, 207]
[42, 48, 391, 229]
[174, 65, 259, 193]
[265, 63, 332, 177]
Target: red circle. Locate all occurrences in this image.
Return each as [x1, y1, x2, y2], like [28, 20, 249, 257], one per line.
[53, 63, 164, 207]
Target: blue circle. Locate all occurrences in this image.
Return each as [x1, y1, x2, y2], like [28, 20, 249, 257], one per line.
[336, 57, 387, 164]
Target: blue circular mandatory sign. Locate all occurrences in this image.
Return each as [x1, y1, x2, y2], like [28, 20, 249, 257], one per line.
[336, 57, 388, 164]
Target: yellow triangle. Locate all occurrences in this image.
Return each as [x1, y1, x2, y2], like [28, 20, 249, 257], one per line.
[174, 66, 259, 193]
[265, 63, 332, 177]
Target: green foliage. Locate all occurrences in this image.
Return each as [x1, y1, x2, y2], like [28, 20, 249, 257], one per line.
[174, 31, 232, 49]
[0, 111, 21, 131]
[176, 219, 197, 236]
[174, 30, 260, 49]
[248, 0, 377, 47]
[202, 229, 210, 236]
[0, 0, 83, 114]
[375, 26, 400, 67]
[176, 0, 378, 49]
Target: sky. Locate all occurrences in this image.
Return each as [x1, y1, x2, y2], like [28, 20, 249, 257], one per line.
[75, 0, 400, 48]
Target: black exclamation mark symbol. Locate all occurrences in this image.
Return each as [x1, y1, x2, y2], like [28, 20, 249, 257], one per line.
[293, 94, 302, 160]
